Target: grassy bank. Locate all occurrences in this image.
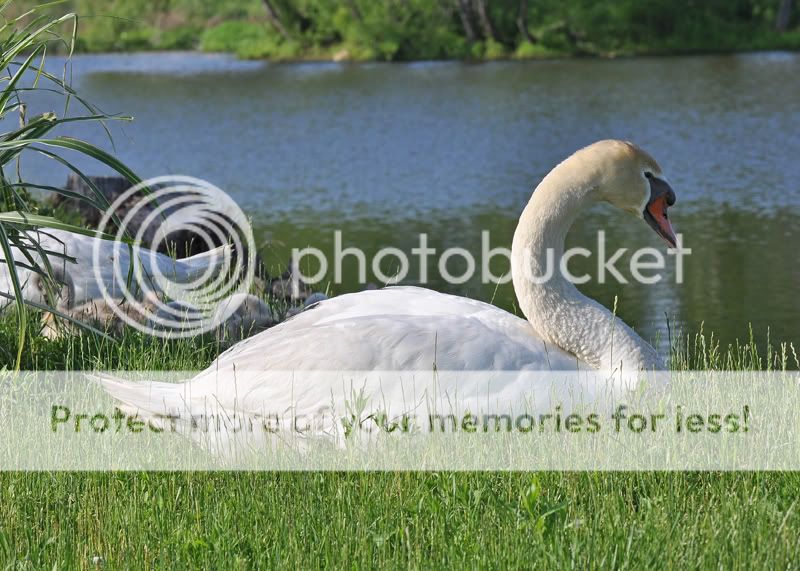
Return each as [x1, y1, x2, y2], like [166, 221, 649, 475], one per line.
[1, 471, 798, 568]
[7, 0, 800, 61]
[0, 314, 798, 568]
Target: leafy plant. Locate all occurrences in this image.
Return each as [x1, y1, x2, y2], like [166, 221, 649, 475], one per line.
[200, 20, 271, 53]
[0, 2, 144, 368]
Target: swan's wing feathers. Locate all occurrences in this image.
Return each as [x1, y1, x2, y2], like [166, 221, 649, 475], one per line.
[215, 287, 581, 372]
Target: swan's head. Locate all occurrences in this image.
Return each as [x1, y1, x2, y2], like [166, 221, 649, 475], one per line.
[583, 140, 677, 248]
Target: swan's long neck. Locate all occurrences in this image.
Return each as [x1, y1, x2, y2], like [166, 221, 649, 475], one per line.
[511, 163, 663, 372]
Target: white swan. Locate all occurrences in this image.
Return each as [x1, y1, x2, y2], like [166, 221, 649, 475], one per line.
[0, 228, 231, 311]
[100, 140, 679, 445]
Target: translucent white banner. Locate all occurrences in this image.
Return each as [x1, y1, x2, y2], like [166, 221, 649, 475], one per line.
[0, 370, 796, 470]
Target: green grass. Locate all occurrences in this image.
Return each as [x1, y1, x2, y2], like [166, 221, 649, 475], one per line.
[0, 314, 798, 568]
[1, 471, 798, 568]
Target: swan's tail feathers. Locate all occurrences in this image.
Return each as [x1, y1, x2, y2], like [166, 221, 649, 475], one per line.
[175, 243, 233, 281]
[92, 374, 188, 427]
[180, 243, 232, 263]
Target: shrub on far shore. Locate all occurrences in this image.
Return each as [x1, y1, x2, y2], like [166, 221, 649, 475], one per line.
[158, 25, 203, 50]
[514, 41, 559, 59]
[200, 21, 271, 53]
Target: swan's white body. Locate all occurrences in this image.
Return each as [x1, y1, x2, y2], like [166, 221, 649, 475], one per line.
[100, 140, 679, 448]
[216, 286, 582, 371]
[0, 228, 230, 310]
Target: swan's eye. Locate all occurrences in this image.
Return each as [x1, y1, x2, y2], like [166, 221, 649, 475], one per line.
[644, 171, 653, 179]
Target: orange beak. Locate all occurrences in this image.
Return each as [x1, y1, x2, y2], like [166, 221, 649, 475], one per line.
[643, 177, 677, 248]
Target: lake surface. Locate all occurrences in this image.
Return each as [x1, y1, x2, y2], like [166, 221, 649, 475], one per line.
[19, 52, 800, 353]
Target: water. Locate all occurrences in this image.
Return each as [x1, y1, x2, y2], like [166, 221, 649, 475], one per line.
[17, 52, 800, 351]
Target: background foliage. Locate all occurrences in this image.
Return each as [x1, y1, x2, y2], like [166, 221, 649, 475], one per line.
[7, 0, 800, 60]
